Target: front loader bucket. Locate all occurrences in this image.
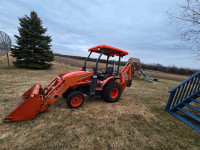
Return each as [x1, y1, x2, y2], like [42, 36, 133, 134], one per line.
[4, 83, 43, 122]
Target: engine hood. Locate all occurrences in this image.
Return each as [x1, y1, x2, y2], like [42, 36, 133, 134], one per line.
[63, 70, 91, 77]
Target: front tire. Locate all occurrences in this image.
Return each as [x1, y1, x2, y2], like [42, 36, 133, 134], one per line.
[62, 91, 68, 98]
[103, 82, 122, 103]
[66, 91, 84, 108]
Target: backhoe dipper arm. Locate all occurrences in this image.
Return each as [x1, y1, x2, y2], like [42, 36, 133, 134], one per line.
[119, 58, 133, 90]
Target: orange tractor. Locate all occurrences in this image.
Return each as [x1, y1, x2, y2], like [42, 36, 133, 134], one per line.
[4, 45, 133, 121]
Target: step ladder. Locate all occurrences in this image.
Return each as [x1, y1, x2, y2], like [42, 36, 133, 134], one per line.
[165, 71, 200, 132]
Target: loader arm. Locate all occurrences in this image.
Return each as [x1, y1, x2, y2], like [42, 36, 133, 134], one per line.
[37, 71, 94, 112]
[119, 58, 133, 91]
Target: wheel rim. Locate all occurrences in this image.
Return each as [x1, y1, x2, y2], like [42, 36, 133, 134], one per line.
[71, 95, 83, 107]
[110, 88, 119, 98]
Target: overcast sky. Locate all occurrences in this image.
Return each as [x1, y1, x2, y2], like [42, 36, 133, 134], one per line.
[0, 0, 199, 69]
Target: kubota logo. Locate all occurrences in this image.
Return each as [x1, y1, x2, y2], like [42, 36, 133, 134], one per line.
[79, 73, 90, 77]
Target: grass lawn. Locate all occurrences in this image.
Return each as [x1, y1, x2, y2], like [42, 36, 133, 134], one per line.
[0, 61, 199, 150]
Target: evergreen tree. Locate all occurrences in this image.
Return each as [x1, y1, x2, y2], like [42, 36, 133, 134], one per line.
[11, 11, 54, 69]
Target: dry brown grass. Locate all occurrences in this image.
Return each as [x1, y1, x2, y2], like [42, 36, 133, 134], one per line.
[0, 52, 15, 69]
[0, 58, 200, 150]
[144, 70, 188, 81]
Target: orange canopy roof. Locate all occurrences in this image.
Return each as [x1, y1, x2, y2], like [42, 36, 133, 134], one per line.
[89, 44, 128, 56]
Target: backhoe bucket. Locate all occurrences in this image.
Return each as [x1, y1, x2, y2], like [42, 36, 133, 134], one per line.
[4, 83, 43, 122]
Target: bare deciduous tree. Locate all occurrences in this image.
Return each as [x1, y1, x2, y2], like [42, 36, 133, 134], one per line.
[168, 0, 200, 59]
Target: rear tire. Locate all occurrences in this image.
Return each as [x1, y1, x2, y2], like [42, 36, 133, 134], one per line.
[66, 91, 84, 108]
[103, 82, 122, 103]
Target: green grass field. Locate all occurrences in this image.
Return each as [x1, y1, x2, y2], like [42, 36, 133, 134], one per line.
[0, 62, 200, 150]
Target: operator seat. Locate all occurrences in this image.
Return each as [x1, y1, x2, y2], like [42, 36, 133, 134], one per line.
[105, 67, 113, 75]
[97, 67, 113, 80]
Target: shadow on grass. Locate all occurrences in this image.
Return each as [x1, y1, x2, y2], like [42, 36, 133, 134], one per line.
[53, 95, 107, 109]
